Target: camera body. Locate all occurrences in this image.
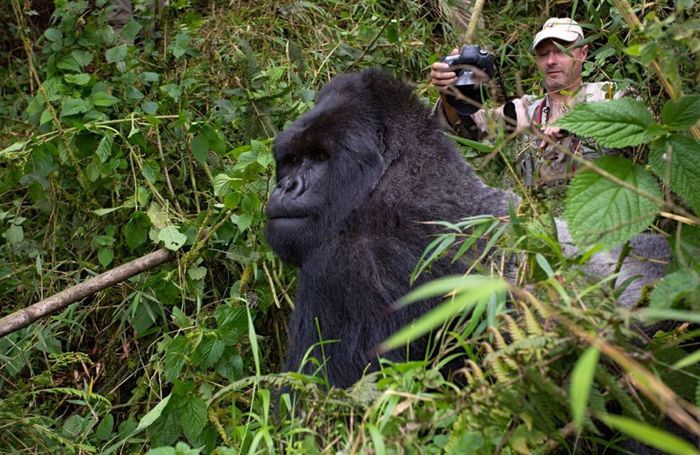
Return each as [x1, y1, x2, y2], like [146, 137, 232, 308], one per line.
[443, 44, 496, 84]
[442, 45, 496, 116]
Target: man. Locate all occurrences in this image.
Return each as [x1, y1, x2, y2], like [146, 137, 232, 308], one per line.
[430, 18, 623, 187]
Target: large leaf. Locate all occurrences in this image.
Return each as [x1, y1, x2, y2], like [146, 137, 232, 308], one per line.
[649, 134, 700, 214]
[191, 135, 209, 166]
[158, 226, 187, 251]
[661, 95, 700, 130]
[179, 395, 208, 442]
[61, 97, 91, 117]
[555, 99, 656, 147]
[124, 211, 150, 250]
[649, 270, 700, 309]
[564, 156, 660, 249]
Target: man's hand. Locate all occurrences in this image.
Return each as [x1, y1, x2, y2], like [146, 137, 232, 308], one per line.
[429, 48, 459, 92]
[539, 126, 566, 149]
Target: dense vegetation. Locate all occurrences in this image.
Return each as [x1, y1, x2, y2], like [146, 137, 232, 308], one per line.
[1, 0, 699, 453]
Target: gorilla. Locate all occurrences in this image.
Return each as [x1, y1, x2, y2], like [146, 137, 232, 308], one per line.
[266, 68, 517, 388]
[265, 68, 669, 389]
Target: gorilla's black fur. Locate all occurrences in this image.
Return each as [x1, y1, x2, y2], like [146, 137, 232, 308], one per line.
[266, 69, 517, 388]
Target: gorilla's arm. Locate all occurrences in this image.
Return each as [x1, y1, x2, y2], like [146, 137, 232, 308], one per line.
[555, 219, 670, 306]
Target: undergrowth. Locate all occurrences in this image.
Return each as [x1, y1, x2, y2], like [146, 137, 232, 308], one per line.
[0, 0, 698, 453]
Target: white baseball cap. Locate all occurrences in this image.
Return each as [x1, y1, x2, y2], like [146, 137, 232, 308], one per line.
[532, 18, 584, 50]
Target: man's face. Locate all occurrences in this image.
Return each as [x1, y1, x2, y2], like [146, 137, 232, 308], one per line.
[535, 39, 588, 93]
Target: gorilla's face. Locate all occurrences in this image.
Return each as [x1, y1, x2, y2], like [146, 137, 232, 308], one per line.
[266, 87, 386, 267]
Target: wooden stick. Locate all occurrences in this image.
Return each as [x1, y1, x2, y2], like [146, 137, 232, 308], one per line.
[0, 249, 173, 338]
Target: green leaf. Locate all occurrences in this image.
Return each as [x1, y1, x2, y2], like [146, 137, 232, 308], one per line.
[598, 414, 699, 455]
[1, 141, 27, 154]
[649, 134, 700, 214]
[124, 211, 150, 250]
[61, 97, 91, 117]
[379, 276, 507, 353]
[191, 135, 209, 165]
[661, 95, 700, 130]
[3, 224, 24, 245]
[213, 173, 240, 197]
[44, 28, 63, 42]
[105, 45, 128, 64]
[144, 448, 175, 455]
[163, 336, 188, 381]
[171, 32, 191, 59]
[64, 73, 91, 86]
[188, 265, 207, 281]
[158, 226, 187, 251]
[639, 308, 700, 324]
[121, 20, 142, 41]
[142, 159, 161, 183]
[160, 84, 181, 102]
[40, 109, 53, 125]
[673, 349, 700, 370]
[92, 92, 120, 107]
[223, 192, 241, 209]
[179, 395, 207, 441]
[171, 307, 191, 329]
[247, 305, 261, 376]
[57, 55, 81, 72]
[368, 424, 387, 455]
[71, 50, 93, 67]
[147, 202, 169, 229]
[98, 247, 114, 267]
[141, 101, 158, 115]
[570, 347, 600, 430]
[94, 414, 114, 441]
[564, 156, 660, 249]
[103, 395, 172, 455]
[649, 270, 700, 309]
[140, 72, 160, 83]
[92, 206, 122, 216]
[555, 99, 657, 147]
[137, 395, 172, 432]
[193, 334, 224, 368]
[96, 133, 114, 163]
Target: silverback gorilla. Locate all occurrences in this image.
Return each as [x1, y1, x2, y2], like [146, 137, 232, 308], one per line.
[265, 68, 669, 389]
[266, 69, 517, 388]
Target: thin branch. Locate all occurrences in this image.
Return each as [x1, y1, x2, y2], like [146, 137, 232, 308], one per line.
[0, 249, 173, 338]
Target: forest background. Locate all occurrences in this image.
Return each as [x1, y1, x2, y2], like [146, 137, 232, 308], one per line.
[1, 0, 700, 453]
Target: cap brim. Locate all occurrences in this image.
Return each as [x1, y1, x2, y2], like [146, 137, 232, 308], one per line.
[532, 30, 581, 51]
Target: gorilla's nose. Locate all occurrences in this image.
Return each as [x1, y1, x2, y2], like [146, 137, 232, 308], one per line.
[276, 174, 305, 199]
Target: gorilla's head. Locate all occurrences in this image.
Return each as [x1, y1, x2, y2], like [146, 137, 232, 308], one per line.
[266, 72, 392, 266]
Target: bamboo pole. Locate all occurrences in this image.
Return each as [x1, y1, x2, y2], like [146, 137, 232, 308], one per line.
[0, 249, 173, 337]
[464, 0, 487, 43]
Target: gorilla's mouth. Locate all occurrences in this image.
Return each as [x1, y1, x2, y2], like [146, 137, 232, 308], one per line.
[267, 215, 311, 226]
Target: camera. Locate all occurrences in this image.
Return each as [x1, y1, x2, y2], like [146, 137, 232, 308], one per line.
[442, 45, 496, 116]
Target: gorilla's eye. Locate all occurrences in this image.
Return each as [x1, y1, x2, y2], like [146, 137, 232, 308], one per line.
[284, 154, 301, 166]
[308, 148, 329, 162]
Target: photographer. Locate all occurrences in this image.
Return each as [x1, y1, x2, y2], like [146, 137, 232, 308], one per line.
[430, 18, 624, 187]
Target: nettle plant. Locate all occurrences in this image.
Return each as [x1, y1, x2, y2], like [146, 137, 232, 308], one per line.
[556, 94, 700, 310]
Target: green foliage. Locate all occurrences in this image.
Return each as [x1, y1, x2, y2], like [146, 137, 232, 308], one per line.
[564, 156, 661, 249]
[1, 0, 699, 452]
[555, 99, 656, 148]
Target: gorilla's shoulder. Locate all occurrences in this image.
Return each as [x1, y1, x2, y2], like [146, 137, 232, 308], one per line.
[317, 68, 433, 128]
